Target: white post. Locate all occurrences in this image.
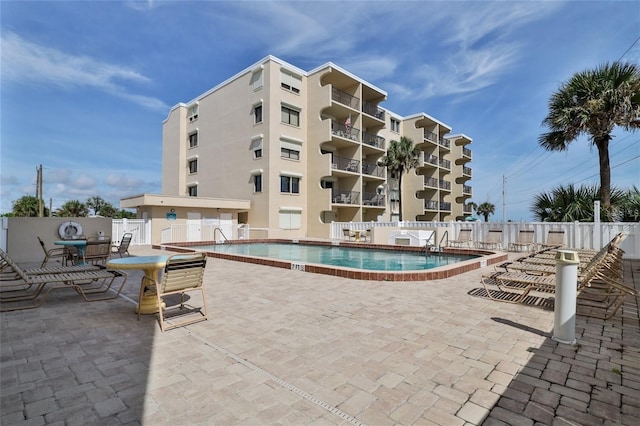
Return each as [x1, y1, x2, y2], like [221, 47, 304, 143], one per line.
[593, 200, 601, 250]
[552, 250, 580, 345]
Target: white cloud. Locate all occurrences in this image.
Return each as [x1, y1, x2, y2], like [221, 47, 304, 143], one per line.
[105, 174, 144, 189]
[1, 31, 168, 111]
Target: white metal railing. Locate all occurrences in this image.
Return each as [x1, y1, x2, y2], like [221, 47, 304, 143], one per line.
[331, 221, 640, 259]
[111, 219, 151, 245]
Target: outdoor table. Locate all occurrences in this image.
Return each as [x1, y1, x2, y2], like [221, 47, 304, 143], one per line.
[54, 240, 87, 265]
[106, 255, 169, 315]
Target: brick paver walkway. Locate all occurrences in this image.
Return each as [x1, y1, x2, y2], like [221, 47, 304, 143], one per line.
[1, 246, 638, 425]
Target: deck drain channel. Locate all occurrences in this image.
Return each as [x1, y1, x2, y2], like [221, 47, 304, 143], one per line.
[188, 331, 366, 426]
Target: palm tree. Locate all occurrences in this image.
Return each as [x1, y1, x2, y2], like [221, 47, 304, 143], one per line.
[476, 202, 495, 222]
[55, 200, 88, 217]
[381, 136, 420, 221]
[12, 195, 49, 217]
[539, 61, 640, 214]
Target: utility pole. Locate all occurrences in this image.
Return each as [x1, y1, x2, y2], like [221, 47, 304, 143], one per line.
[502, 175, 506, 222]
[36, 164, 44, 217]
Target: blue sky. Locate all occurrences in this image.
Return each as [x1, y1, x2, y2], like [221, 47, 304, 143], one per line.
[1, 0, 639, 220]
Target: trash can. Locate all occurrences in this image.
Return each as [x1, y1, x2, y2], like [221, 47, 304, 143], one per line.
[552, 250, 580, 345]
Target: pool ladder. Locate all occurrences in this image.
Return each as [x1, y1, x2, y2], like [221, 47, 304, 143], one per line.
[422, 231, 447, 254]
[214, 227, 229, 243]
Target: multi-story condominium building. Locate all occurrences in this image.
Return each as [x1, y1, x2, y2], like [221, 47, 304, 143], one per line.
[161, 55, 472, 239]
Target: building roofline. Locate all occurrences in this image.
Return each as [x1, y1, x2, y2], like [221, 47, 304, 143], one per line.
[307, 61, 387, 98]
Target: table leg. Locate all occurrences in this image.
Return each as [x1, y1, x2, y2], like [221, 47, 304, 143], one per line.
[137, 268, 166, 315]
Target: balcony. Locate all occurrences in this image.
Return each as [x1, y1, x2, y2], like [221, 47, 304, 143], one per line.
[362, 102, 385, 120]
[362, 131, 385, 149]
[464, 204, 473, 214]
[463, 166, 472, 177]
[425, 200, 438, 210]
[424, 177, 438, 188]
[424, 154, 438, 166]
[439, 180, 451, 191]
[331, 87, 360, 109]
[440, 202, 451, 211]
[362, 162, 384, 178]
[362, 192, 385, 206]
[463, 147, 472, 158]
[439, 159, 451, 170]
[424, 130, 438, 143]
[463, 185, 472, 195]
[439, 137, 450, 149]
[332, 190, 360, 205]
[332, 120, 360, 142]
[331, 155, 360, 173]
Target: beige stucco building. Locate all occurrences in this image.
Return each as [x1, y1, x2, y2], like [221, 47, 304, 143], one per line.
[155, 55, 472, 239]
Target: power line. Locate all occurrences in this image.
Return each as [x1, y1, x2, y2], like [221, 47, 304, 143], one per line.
[574, 155, 640, 184]
[618, 35, 640, 61]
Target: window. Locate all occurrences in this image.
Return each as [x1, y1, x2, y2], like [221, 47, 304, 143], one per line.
[253, 104, 263, 124]
[188, 185, 198, 197]
[253, 174, 262, 193]
[280, 175, 300, 194]
[254, 148, 262, 159]
[390, 118, 400, 132]
[281, 70, 301, 94]
[188, 132, 198, 148]
[281, 105, 300, 126]
[281, 147, 299, 160]
[250, 69, 263, 90]
[188, 159, 198, 174]
[188, 104, 199, 122]
[279, 209, 302, 229]
[250, 136, 263, 159]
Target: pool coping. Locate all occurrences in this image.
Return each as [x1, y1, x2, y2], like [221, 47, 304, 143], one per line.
[155, 239, 508, 281]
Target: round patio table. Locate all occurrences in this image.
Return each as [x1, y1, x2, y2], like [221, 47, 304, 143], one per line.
[54, 240, 87, 265]
[106, 255, 169, 315]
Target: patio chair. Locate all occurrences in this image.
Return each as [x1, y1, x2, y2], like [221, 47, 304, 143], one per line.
[476, 230, 503, 250]
[140, 252, 209, 332]
[37, 236, 70, 268]
[111, 233, 133, 257]
[342, 228, 356, 241]
[509, 230, 536, 252]
[84, 237, 112, 265]
[540, 230, 565, 249]
[0, 248, 127, 311]
[448, 228, 472, 248]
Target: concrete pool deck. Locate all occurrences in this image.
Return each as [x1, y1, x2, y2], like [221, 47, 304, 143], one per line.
[1, 245, 639, 425]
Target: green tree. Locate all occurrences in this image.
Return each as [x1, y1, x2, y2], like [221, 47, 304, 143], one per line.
[98, 203, 117, 217]
[617, 186, 640, 222]
[381, 136, 420, 221]
[55, 200, 89, 217]
[113, 209, 137, 219]
[476, 202, 495, 222]
[86, 196, 108, 216]
[11, 195, 50, 217]
[539, 62, 640, 214]
[531, 183, 626, 222]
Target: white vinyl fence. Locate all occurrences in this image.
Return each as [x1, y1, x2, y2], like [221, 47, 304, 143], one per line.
[111, 219, 151, 246]
[331, 221, 640, 259]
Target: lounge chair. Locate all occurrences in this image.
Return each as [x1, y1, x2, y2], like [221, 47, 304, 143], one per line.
[0, 249, 127, 311]
[343, 228, 356, 241]
[111, 233, 133, 257]
[140, 252, 209, 332]
[37, 236, 70, 268]
[448, 228, 472, 248]
[540, 230, 565, 249]
[476, 230, 503, 250]
[509, 229, 536, 252]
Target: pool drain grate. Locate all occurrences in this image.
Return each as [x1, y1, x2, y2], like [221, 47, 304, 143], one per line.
[188, 331, 367, 426]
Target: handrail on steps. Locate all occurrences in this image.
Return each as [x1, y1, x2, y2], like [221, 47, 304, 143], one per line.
[214, 227, 229, 243]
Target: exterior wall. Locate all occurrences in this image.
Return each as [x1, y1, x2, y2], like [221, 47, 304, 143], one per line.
[5, 217, 112, 264]
[161, 56, 472, 240]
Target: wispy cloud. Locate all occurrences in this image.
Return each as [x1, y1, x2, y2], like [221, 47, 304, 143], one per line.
[1, 31, 168, 111]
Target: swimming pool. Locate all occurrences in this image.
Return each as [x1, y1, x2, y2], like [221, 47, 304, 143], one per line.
[160, 240, 507, 281]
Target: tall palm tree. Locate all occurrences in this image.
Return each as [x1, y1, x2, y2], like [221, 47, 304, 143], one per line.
[381, 136, 420, 221]
[476, 202, 495, 222]
[539, 61, 640, 214]
[55, 200, 88, 217]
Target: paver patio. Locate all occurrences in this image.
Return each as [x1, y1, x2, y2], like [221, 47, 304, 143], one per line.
[1, 245, 638, 425]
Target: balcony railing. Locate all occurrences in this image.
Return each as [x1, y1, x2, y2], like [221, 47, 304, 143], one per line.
[439, 159, 451, 169]
[362, 191, 385, 206]
[463, 166, 472, 176]
[425, 200, 438, 210]
[424, 177, 438, 188]
[362, 131, 385, 149]
[332, 190, 360, 205]
[331, 87, 360, 109]
[424, 154, 438, 166]
[439, 137, 450, 149]
[362, 162, 384, 177]
[463, 147, 471, 158]
[439, 180, 451, 191]
[331, 155, 360, 173]
[440, 202, 451, 211]
[464, 205, 473, 213]
[424, 130, 438, 143]
[332, 120, 360, 142]
[362, 102, 385, 120]
[463, 185, 472, 195]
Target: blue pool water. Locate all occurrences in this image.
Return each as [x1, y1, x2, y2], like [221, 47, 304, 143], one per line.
[190, 243, 477, 271]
